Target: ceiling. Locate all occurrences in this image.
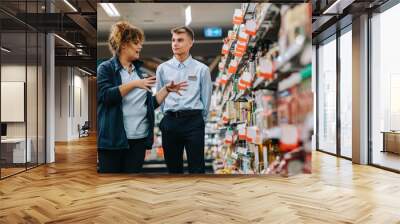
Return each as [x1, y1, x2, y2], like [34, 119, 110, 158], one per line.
[97, 3, 240, 34]
[0, 0, 97, 73]
[312, 0, 389, 43]
[1, 32, 46, 65]
[97, 3, 241, 61]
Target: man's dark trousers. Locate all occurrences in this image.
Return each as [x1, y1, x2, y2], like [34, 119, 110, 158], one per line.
[160, 110, 205, 174]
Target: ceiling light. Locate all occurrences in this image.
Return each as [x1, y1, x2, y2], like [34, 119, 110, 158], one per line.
[63, 0, 78, 12]
[185, 5, 192, 26]
[78, 67, 92, 76]
[1, 47, 11, 53]
[54, 34, 75, 48]
[100, 3, 120, 17]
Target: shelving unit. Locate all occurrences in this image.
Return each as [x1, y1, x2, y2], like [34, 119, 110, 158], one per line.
[211, 3, 313, 176]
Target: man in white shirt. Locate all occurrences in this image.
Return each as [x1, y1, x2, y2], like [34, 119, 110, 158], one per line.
[156, 26, 212, 174]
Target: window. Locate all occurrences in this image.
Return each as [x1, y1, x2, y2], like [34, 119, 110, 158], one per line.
[0, 0, 47, 179]
[317, 36, 337, 154]
[371, 3, 400, 171]
[339, 28, 352, 158]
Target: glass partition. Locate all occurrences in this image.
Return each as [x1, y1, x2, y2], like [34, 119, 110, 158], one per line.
[317, 36, 337, 154]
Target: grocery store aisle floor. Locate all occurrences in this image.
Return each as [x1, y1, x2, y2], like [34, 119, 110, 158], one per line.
[0, 135, 400, 223]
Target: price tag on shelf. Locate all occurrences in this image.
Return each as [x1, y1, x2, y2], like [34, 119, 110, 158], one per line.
[235, 41, 247, 55]
[228, 60, 238, 74]
[238, 82, 247, 91]
[221, 43, 230, 55]
[224, 129, 234, 145]
[245, 19, 257, 36]
[237, 124, 247, 140]
[232, 9, 244, 25]
[238, 31, 249, 42]
[220, 74, 229, 85]
[234, 48, 244, 58]
[258, 57, 274, 80]
[236, 41, 247, 50]
[239, 71, 253, 88]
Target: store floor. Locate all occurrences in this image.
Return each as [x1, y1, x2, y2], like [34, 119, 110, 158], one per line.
[0, 167, 25, 177]
[372, 150, 400, 171]
[0, 135, 400, 223]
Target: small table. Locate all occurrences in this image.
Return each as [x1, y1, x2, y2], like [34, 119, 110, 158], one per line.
[381, 131, 400, 154]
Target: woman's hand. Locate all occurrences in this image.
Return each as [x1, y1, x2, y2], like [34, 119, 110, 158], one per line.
[134, 76, 156, 92]
[166, 81, 188, 96]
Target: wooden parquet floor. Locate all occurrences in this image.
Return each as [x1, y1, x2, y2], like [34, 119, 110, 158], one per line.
[1, 135, 400, 224]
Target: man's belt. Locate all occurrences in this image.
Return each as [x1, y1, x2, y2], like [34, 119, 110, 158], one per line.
[166, 110, 203, 118]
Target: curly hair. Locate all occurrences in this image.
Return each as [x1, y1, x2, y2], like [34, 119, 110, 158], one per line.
[108, 21, 145, 55]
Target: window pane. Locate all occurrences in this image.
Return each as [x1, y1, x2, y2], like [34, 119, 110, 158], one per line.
[371, 3, 400, 171]
[1, 10, 28, 177]
[318, 37, 337, 154]
[340, 29, 352, 158]
[27, 31, 38, 169]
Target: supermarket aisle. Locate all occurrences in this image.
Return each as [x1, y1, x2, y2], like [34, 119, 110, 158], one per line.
[96, 3, 312, 175]
[204, 3, 313, 175]
[1, 135, 400, 223]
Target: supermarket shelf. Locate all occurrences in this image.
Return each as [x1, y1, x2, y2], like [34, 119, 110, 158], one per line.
[275, 36, 306, 72]
[220, 4, 278, 88]
[253, 72, 290, 91]
[252, 37, 306, 91]
[205, 144, 220, 146]
[233, 89, 252, 101]
[142, 159, 215, 173]
[223, 121, 246, 127]
[211, 3, 312, 175]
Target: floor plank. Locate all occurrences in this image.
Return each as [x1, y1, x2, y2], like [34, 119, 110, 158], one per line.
[1, 135, 400, 223]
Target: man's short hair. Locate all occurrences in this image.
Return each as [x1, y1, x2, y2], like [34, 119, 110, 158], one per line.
[170, 26, 194, 41]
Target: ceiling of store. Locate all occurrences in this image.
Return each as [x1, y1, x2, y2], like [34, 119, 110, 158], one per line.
[97, 3, 241, 62]
[97, 3, 239, 34]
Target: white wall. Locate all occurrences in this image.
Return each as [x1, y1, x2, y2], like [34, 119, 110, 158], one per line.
[54, 67, 89, 141]
[1, 65, 38, 137]
[1, 65, 27, 138]
[55, 67, 69, 141]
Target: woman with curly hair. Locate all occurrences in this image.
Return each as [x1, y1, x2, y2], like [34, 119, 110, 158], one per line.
[97, 21, 187, 173]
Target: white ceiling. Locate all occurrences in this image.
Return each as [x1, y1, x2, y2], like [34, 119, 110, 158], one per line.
[97, 3, 241, 33]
